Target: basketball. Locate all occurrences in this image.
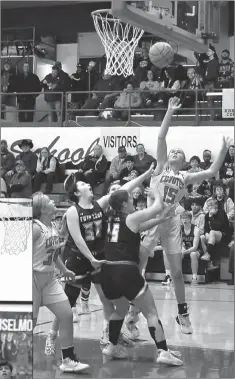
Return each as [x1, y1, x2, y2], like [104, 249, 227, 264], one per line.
[149, 42, 174, 68]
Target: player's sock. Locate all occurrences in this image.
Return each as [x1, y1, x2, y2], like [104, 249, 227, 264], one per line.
[61, 346, 76, 360]
[207, 243, 215, 259]
[178, 302, 188, 315]
[109, 319, 124, 345]
[49, 329, 57, 336]
[165, 270, 171, 277]
[149, 321, 168, 351]
[192, 274, 197, 279]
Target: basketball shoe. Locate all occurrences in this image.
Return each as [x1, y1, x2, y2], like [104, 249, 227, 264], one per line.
[102, 342, 128, 359]
[100, 326, 109, 345]
[45, 330, 57, 356]
[161, 275, 172, 286]
[60, 355, 90, 373]
[157, 349, 183, 366]
[81, 300, 91, 314]
[72, 307, 79, 322]
[191, 277, 199, 286]
[176, 312, 193, 334]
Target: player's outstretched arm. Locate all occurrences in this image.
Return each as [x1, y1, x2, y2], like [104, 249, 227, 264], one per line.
[154, 97, 181, 176]
[185, 136, 234, 186]
[126, 187, 164, 233]
[98, 163, 154, 211]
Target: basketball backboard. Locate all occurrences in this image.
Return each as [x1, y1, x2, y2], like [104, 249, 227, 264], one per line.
[111, 0, 208, 58]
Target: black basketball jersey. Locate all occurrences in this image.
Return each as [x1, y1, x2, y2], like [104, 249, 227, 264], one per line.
[66, 201, 106, 256]
[105, 211, 141, 264]
[181, 224, 195, 249]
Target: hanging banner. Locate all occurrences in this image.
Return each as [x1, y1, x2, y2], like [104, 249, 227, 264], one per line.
[222, 88, 234, 118]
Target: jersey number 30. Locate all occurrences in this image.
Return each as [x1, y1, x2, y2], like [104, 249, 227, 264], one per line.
[163, 186, 178, 204]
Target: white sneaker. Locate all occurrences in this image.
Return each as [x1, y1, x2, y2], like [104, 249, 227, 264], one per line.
[201, 252, 210, 261]
[100, 326, 109, 346]
[176, 313, 193, 334]
[81, 301, 91, 314]
[118, 332, 135, 347]
[102, 342, 128, 359]
[126, 321, 140, 340]
[72, 307, 79, 323]
[161, 275, 172, 286]
[60, 357, 90, 372]
[45, 331, 57, 356]
[157, 349, 183, 366]
[191, 277, 198, 286]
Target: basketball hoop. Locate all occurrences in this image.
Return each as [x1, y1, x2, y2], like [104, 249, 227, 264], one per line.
[92, 9, 144, 77]
[0, 199, 32, 255]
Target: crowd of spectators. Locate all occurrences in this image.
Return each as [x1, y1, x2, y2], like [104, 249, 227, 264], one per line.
[1, 138, 234, 283]
[1, 44, 234, 122]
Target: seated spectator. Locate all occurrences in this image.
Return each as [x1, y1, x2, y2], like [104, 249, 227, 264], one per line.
[200, 149, 213, 170]
[70, 63, 87, 109]
[180, 67, 204, 109]
[108, 181, 121, 194]
[0, 361, 13, 379]
[187, 155, 203, 173]
[140, 70, 160, 107]
[133, 143, 156, 176]
[34, 147, 59, 193]
[135, 194, 147, 211]
[219, 145, 234, 188]
[5, 160, 32, 198]
[118, 155, 139, 185]
[157, 67, 180, 119]
[7, 139, 37, 177]
[15, 62, 41, 122]
[185, 180, 212, 208]
[227, 237, 234, 285]
[134, 59, 150, 86]
[200, 199, 230, 264]
[112, 83, 142, 121]
[103, 146, 127, 193]
[81, 72, 120, 116]
[75, 144, 108, 189]
[218, 49, 234, 89]
[203, 181, 234, 223]
[132, 186, 144, 207]
[1, 177, 7, 197]
[180, 211, 201, 286]
[42, 66, 63, 123]
[1, 140, 15, 178]
[191, 198, 205, 235]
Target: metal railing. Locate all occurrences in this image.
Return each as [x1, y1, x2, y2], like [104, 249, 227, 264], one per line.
[1, 87, 234, 127]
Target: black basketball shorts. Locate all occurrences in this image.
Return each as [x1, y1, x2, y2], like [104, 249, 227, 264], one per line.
[65, 249, 105, 285]
[100, 262, 147, 301]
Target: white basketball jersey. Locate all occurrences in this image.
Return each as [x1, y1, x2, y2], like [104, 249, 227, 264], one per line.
[33, 220, 61, 272]
[149, 169, 187, 207]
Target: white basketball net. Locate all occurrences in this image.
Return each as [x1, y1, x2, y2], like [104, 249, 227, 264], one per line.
[92, 10, 144, 77]
[0, 200, 32, 255]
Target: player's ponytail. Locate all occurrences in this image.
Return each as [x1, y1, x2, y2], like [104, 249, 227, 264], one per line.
[64, 173, 78, 203]
[32, 192, 47, 219]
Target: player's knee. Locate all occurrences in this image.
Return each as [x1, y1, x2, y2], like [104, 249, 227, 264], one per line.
[190, 251, 199, 260]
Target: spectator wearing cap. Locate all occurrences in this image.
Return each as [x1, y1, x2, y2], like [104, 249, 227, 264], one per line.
[70, 63, 87, 108]
[6, 139, 37, 178]
[1, 140, 15, 179]
[203, 181, 234, 223]
[1, 177, 7, 197]
[218, 49, 234, 89]
[15, 62, 41, 122]
[203, 44, 220, 120]
[75, 144, 108, 189]
[34, 147, 59, 193]
[5, 160, 32, 198]
[118, 155, 139, 185]
[103, 146, 128, 194]
[133, 143, 156, 176]
[42, 66, 62, 123]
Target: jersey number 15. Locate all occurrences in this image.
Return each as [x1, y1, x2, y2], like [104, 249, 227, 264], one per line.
[163, 186, 178, 204]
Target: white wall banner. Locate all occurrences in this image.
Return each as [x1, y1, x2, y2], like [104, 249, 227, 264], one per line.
[222, 88, 234, 118]
[2, 126, 233, 164]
